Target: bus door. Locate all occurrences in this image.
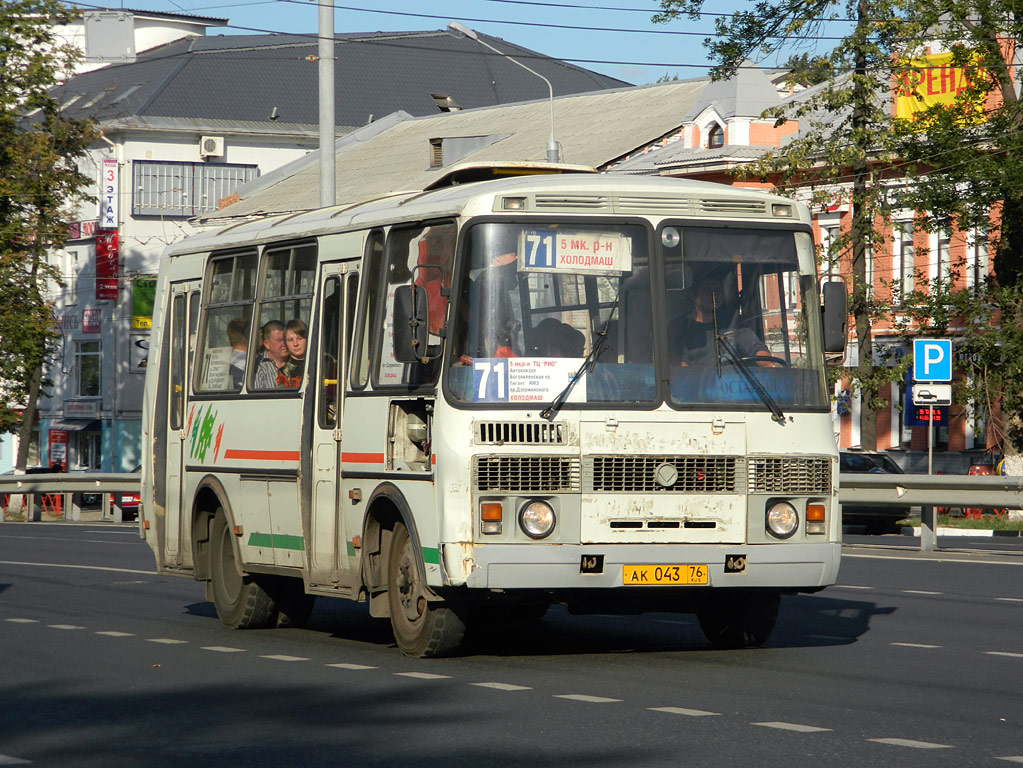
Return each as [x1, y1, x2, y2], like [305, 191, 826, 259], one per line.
[164, 281, 200, 567]
[308, 264, 359, 584]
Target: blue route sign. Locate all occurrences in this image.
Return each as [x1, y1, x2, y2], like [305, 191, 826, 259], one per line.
[912, 338, 952, 382]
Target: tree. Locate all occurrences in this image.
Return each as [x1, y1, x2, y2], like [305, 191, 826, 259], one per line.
[0, 0, 95, 470]
[782, 52, 834, 87]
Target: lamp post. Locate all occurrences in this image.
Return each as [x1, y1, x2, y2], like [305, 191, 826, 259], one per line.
[447, 21, 561, 163]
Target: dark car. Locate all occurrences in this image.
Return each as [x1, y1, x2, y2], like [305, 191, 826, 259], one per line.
[840, 450, 906, 533]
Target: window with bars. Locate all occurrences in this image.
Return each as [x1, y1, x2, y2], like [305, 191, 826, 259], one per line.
[132, 160, 258, 217]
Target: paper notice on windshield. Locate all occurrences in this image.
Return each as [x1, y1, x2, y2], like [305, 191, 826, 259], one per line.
[472, 357, 587, 403]
[520, 231, 631, 275]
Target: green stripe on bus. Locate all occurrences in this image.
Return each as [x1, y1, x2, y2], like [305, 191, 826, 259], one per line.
[346, 539, 356, 556]
[422, 547, 440, 564]
[247, 533, 306, 551]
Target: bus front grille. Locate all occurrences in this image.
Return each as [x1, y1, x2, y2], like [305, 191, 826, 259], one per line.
[475, 421, 566, 446]
[585, 455, 739, 493]
[747, 456, 832, 494]
[473, 455, 581, 492]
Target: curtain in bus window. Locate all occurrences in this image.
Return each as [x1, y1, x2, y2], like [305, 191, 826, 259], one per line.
[253, 243, 316, 391]
[196, 251, 257, 393]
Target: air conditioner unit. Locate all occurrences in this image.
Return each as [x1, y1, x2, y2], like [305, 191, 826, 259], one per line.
[199, 135, 224, 158]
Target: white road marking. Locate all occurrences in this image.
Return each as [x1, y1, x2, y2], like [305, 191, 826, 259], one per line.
[844, 552, 1023, 566]
[753, 722, 831, 733]
[995, 756, 1023, 763]
[47, 624, 84, 630]
[201, 646, 245, 653]
[891, 642, 941, 649]
[868, 738, 953, 749]
[260, 654, 309, 662]
[4, 618, 38, 624]
[903, 590, 942, 595]
[554, 694, 622, 703]
[147, 638, 188, 644]
[471, 682, 532, 691]
[0, 754, 31, 765]
[834, 584, 874, 590]
[649, 706, 720, 717]
[394, 672, 451, 680]
[96, 631, 134, 637]
[0, 560, 154, 575]
[326, 663, 376, 670]
[986, 651, 1023, 659]
[995, 597, 1023, 603]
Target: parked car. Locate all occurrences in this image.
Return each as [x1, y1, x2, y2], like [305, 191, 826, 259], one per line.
[839, 450, 906, 534]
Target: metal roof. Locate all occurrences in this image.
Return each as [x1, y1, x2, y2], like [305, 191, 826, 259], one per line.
[55, 28, 630, 131]
[203, 78, 711, 220]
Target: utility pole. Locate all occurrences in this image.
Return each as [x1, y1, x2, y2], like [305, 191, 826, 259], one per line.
[318, 0, 335, 207]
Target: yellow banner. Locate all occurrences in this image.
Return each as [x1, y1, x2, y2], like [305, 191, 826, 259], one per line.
[894, 51, 985, 122]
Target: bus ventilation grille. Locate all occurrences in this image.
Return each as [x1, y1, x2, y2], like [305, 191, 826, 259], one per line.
[698, 199, 768, 215]
[475, 421, 566, 446]
[473, 455, 581, 492]
[747, 456, 832, 494]
[585, 455, 738, 493]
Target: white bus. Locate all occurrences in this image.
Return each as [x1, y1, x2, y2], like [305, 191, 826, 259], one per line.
[140, 166, 847, 657]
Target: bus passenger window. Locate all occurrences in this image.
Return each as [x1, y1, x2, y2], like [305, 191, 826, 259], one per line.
[352, 231, 383, 389]
[196, 251, 257, 393]
[253, 242, 316, 391]
[319, 277, 341, 427]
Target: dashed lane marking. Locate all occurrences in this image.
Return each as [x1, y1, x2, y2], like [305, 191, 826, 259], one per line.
[146, 638, 188, 645]
[47, 625, 84, 630]
[753, 722, 831, 733]
[201, 646, 245, 653]
[471, 682, 532, 691]
[903, 590, 942, 595]
[834, 584, 874, 590]
[986, 651, 1023, 659]
[0, 754, 31, 765]
[995, 757, 1023, 763]
[95, 631, 134, 637]
[891, 642, 941, 649]
[868, 738, 953, 749]
[995, 597, 1023, 603]
[554, 694, 622, 703]
[4, 619, 38, 624]
[0, 560, 154, 575]
[259, 654, 309, 662]
[394, 672, 451, 680]
[326, 663, 376, 670]
[649, 707, 720, 717]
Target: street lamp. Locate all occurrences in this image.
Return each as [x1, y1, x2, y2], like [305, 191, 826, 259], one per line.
[448, 21, 561, 163]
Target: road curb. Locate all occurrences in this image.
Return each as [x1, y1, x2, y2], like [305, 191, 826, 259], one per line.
[901, 526, 1023, 537]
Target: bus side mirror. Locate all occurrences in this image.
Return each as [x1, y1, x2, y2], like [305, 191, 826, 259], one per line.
[393, 284, 430, 364]
[821, 281, 848, 354]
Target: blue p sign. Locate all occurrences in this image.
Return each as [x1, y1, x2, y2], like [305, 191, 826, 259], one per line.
[912, 338, 952, 382]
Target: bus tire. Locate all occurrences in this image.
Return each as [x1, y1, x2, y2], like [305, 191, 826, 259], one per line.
[387, 522, 465, 658]
[697, 590, 780, 649]
[209, 509, 277, 629]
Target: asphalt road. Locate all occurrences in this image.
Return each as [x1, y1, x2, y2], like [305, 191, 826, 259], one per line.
[0, 522, 1021, 767]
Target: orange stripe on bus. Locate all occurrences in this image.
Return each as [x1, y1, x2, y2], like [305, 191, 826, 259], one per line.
[341, 452, 385, 464]
[222, 449, 301, 461]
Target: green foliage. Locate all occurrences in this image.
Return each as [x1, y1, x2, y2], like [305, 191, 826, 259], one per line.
[0, 0, 95, 435]
[782, 53, 833, 87]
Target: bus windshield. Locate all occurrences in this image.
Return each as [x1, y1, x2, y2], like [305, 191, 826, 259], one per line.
[444, 221, 828, 411]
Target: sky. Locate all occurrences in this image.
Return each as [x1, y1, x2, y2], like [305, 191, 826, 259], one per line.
[66, 0, 847, 86]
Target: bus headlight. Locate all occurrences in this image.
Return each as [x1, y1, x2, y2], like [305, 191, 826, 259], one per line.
[766, 501, 799, 539]
[519, 500, 556, 539]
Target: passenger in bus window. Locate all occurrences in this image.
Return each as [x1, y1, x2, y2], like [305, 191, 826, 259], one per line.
[531, 317, 585, 357]
[227, 317, 248, 390]
[277, 318, 307, 389]
[253, 320, 288, 389]
[675, 271, 769, 367]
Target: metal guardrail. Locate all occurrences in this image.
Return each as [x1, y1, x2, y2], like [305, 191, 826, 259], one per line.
[0, 472, 140, 523]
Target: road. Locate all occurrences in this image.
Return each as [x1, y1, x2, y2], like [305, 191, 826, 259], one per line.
[0, 523, 1021, 767]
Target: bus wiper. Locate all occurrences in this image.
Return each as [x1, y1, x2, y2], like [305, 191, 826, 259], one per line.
[715, 333, 787, 424]
[540, 292, 620, 422]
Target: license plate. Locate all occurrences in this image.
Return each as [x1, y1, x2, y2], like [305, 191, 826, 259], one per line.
[622, 564, 708, 586]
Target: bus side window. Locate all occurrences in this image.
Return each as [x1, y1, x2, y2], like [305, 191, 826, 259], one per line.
[195, 251, 257, 393]
[352, 231, 383, 390]
[253, 242, 316, 391]
[318, 277, 341, 428]
[169, 294, 187, 430]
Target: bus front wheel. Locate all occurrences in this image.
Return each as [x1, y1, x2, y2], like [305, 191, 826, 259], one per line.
[387, 522, 466, 658]
[697, 590, 780, 649]
[209, 509, 277, 629]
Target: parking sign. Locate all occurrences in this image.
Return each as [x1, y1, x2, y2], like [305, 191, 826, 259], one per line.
[912, 338, 952, 382]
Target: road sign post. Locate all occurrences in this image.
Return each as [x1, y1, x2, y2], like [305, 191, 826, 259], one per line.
[912, 339, 952, 552]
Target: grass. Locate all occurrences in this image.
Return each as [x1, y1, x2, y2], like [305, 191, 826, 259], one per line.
[896, 514, 1023, 531]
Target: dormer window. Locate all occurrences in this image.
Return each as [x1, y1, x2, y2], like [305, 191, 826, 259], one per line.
[707, 123, 724, 149]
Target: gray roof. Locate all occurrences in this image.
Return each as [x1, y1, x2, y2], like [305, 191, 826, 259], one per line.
[682, 61, 780, 121]
[203, 78, 711, 220]
[612, 144, 774, 175]
[55, 29, 630, 132]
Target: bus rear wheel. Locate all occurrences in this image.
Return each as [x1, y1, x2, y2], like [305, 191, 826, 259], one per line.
[209, 509, 277, 629]
[387, 522, 465, 658]
[697, 590, 780, 649]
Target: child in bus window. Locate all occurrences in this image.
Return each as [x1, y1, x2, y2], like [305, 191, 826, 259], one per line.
[277, 318, 307, 388]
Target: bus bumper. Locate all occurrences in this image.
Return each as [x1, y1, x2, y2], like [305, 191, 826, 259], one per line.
[450, 541, 840, 591]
